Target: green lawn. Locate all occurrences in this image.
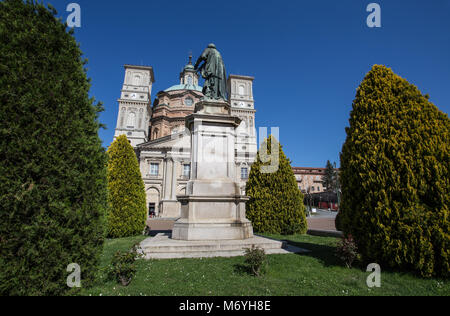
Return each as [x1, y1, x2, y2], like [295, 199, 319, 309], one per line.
[81, 234, 449, 296]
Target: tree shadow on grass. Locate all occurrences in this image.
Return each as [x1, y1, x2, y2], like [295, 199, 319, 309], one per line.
[284, 240, 343, 268]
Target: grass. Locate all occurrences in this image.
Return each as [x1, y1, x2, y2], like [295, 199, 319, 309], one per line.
[81, 234, 449, 296]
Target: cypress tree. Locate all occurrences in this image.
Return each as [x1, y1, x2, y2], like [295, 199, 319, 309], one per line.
[340, 65, 449, 277]
[246, 136, 307, 235]
[107, 135, 147, 238]
[0, 0, 107, 295]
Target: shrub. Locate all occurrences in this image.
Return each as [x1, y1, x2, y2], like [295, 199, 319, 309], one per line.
[108, 244, 143, 286]
[0, 0, 107, 295]
[281, 221, 305, 236]
[335, 211, 343, 232]
[335, 235, 359, 268]
[107, 135, 147, 238]
[244, 245, 267, 277]
[246, 136, 307, 235]
[340, 65, 449, 278]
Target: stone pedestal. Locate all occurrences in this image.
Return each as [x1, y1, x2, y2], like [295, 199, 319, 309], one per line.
[172, 99, 254, 241]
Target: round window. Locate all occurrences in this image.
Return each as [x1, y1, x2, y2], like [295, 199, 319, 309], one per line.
[184, 98, 194, 106]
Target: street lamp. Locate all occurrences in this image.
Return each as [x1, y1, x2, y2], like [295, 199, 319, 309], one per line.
[334, 162, 341, 211]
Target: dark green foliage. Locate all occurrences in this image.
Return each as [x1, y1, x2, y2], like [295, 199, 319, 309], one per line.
[107, 135, 147, 238]
[246, 136, 307, 235]
[108, 244, 143, 286]
[322, 160, 337, 192]
[340, 65, 449, 278]
[0, 0, 107, 295]
[335, 211, 343, 232]
[244, 245, 266, 277]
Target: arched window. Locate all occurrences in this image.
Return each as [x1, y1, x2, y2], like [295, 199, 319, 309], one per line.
[120, 108, 126, 127]
[133, 75, 141, 86]
[238, 119, 248, 136]
[184, 97, 194, 107]
[238, 85, 245, 96]
[127, 112, 136, 128]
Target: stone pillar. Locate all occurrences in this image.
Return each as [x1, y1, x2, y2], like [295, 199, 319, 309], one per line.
[171, 160, 178, 200]
[160, 157, 181, 218]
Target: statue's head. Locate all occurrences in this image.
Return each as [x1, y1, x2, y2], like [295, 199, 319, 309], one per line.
[208, 43, 216, 49]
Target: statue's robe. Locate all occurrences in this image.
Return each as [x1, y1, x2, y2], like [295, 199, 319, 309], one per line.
[197, 48, 227, 100]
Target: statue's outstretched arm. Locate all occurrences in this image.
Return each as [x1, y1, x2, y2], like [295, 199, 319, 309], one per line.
[194, 49, 208, 70]
[194, 56, 204, 70]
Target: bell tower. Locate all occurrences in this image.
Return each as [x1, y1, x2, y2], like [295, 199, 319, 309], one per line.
[227, 75, 257, 191]
[114, 65, 155, 147]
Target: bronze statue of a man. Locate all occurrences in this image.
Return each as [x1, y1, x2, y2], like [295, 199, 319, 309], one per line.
[194, 44, 227, 101]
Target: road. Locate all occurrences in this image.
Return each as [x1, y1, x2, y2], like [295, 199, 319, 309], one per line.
[307, 209, 338, 231]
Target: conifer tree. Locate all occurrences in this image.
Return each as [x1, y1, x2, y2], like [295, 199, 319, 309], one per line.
[246, 136, 307, 235]
[340, 65, 449, 277]
[107, 135, 147, 238]
[0, 0, 107, 295]
[322, 160, 337, 192]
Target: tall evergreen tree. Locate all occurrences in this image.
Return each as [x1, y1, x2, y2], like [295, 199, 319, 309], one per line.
[246, 136, 307, 235]
[107, 135, 147, 238]
[322, 160, 336, 192]
[340, 65, 449, 278]
[0, 0, 107, 295]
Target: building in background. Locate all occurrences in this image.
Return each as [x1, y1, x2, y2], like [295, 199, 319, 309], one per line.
[293, 167, 340, 210]
[292, 167, 326, 194]
[114, 57, 257, 218]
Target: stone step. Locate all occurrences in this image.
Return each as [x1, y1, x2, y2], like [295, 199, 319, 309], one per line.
[139, 234, 309, 259]
[141, 240, 286, 253]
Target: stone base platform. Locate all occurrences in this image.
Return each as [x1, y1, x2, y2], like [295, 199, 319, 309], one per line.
[139, 233, 309, 259]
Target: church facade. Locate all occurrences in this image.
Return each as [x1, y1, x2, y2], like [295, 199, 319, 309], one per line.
[114, 58, 257, 218]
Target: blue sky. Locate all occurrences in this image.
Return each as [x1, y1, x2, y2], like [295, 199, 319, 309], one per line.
[52, 0, 450, 167]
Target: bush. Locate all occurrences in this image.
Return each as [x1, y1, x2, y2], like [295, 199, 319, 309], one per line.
[340, 65, 449, 278]
[0, 0, 107, 295]
[108, 244, 143, 286]
[107, 135, 147, 238]
[244, 245, 267, 277]
[281, 221, 305, 236]
[246, 136, 307, 235]
[335, 235, 359, 268]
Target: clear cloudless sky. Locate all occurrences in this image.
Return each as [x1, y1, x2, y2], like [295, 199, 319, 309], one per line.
[52, 0, 450, 167]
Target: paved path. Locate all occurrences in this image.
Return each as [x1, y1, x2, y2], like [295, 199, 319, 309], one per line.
[307, 210, 338, 231]
[147, 210, 339, 233]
